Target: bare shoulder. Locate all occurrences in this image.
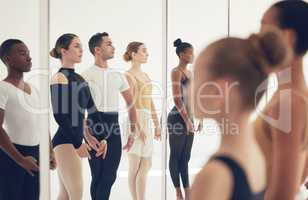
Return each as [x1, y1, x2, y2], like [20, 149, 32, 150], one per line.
[51, 73, 68, 85]
[268, 90, 306, 118]
[268, 90, 307, 135]
[191, 160, 232, 200]
[124, 71, 137, 84]
[171, 67, 182, 80]
[171, 67, 181, 75]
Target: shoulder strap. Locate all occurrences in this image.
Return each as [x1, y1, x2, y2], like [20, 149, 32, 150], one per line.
[211, 155, 252, 200]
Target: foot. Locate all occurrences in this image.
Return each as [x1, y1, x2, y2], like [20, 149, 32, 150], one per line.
[176, 187, 184, 200]
[176, 195, 184, 200]
[184, 188, 191, 200]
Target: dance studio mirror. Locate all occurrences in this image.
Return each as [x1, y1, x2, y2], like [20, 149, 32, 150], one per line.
[49, 0, 163, 199]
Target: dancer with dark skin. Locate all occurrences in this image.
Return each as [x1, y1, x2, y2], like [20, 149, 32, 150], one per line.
[254, 1, 308, 199]
[0, 39, 56, 200]
[168, 39, 201, 200]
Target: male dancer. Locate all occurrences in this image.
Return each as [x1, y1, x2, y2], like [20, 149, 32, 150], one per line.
[83, 32, 142, 200]
[0, 39, 56, 200]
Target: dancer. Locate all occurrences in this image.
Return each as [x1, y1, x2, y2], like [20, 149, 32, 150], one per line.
[254, 1, 308, 199]
[82, 32, 140, 200]
[50, 33, 105, 200]
[167, 38, 201, 200]
[191, 28, 290, 200]
[124, 42, 161, 200]
[0, 39, 55, 199]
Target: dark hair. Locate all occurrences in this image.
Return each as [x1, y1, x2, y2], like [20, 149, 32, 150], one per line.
[197, 29, 289, 110]
[273, 0, 308, 55]
[123, 42, 144, 62]
[88, 32, 109, 55]
[50, 33, 78, 59]
[0, 39, 23, 62]
[173, 38, 193, 57]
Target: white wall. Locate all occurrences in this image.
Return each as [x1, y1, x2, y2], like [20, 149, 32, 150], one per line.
[0, 0, 40, 82]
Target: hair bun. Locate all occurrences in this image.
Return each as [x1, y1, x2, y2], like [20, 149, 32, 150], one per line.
[173, 38, 182, 47]
[248, 27, 290, 71]
[123, 51, 131, 62]
[50, 48, 60, 59]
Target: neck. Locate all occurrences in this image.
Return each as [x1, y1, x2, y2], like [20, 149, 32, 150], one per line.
[6, 67, 23, 82]
[178, 60, 188, 69]
[130, 61, 142, 72]
[61, 60, 75, 69]
[95, 56, 108, 68]
[217, 113, 256, 155]
[278, 57, 306, 91]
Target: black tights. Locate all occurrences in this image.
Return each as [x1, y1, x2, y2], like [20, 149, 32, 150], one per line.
[168, 107, 194, 188]
[88, 112, 122, 200]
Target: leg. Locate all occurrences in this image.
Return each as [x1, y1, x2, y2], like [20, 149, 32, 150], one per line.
[0, 145, 34, 200]
[23, 170, 40, 200]
[169, 137, 185, 200]
[168, 108, 187, 199]
[54, 144, 83, 200]
[19, 145, 40, 200]
[128, 154, 142, 200]
[89, 135, 122, 200]
[57, 172, 69, 200]
[169, 135, 181, 188]
[180, 134, 194, 200]
[136, 157, 152, 200]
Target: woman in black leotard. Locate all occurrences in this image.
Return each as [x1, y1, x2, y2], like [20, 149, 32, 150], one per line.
[50, 33, 105, 200]
[191, 29, 291, 200]
[168, 38, 201, 200]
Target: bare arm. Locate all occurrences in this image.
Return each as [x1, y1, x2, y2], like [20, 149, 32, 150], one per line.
[49, 133, 56, 170]
[171, 69, 193, 129]
[151, 99, 161, 140]
[123, 73, 139, 134]
[0, 109, 24, 164]
[265, 95, 306, 200]
[151, 100, 159, 129]
[121, 89, 139, 133]
[0, 108, 39, 175]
